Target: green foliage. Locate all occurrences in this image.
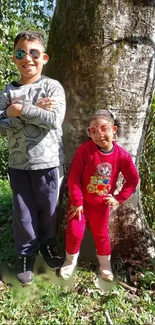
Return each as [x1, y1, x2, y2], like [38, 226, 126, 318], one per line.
[140, 271, 155, 290]
[0, 179, 12, 225]
[0, 179, 14, 261]
[139, 98, 155, 229]
[0, 137, 9, 179]
[0, 0, 54, 90]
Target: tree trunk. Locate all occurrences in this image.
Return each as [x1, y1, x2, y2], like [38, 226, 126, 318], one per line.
[46, 0, 155, 262]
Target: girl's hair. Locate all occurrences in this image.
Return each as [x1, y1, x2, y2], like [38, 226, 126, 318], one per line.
[14, 31, 45, 50]
[89, 109, 121, 136]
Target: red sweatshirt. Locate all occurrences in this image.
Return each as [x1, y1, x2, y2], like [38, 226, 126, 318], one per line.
[68, 140, 139, 207]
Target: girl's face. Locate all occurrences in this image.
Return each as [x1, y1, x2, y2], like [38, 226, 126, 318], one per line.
[87, 118, 117, 150]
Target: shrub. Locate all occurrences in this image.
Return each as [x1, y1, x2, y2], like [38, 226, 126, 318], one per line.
[0, 179, 12, 225]
[0, 137, 9, 179]
[139, 99, 155, 229]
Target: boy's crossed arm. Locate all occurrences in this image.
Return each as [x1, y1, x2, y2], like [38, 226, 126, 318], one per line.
[6, 83, 66, 130]
[35, 97, 57, 110]
[0, 92, 23, 134]
[6, 97, 56, 117]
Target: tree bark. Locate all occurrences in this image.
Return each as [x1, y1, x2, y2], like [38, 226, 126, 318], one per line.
[46, 0, 155, 261]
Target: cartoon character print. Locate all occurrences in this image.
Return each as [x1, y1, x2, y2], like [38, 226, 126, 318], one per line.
[87, 162, 112, 196]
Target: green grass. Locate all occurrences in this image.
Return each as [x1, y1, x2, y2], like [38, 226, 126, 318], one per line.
[0, 180, 155, 325]
[0, 269, 154, 325]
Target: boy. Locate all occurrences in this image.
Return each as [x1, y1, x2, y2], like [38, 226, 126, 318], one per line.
[0, 31, 66, 285]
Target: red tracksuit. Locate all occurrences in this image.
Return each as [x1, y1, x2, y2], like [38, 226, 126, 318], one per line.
[66, 140, 139, 255]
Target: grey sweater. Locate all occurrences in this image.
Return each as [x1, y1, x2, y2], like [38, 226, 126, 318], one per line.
[0, 76, 66, 170]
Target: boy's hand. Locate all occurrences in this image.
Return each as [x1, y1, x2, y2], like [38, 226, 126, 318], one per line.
[6, 103, 23, 117]
[35, 98, 57, 110]
[68, 205, 83, 221]
[103, 194, 119, 208]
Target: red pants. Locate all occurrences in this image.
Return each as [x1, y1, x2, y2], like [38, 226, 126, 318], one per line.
[66, 203, 111, 256]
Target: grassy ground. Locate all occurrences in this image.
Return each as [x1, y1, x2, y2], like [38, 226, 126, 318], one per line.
[0, 266, 155, 325]
[0, 180, 155, 325]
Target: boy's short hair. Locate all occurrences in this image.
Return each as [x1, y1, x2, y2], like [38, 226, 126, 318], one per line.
[14, 31, 45, 50]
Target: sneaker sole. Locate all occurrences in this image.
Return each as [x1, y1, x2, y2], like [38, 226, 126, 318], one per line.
[21, 281, 33, 287]
[16, 279, 33, 286]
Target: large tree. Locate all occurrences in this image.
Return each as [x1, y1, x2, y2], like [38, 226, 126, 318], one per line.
[46, 0, 155, 261]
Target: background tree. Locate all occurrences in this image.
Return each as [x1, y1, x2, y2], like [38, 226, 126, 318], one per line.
[46, 0, 155, 262]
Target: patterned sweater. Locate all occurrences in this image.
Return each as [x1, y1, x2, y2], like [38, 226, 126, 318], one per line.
[68, 140, 139, 207]
[0, 76, 66, 170]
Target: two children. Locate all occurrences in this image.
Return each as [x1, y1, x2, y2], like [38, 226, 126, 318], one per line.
[0, 31, 66, 285]
[0, 30, 139, 286]
[60, 109, 139, 282]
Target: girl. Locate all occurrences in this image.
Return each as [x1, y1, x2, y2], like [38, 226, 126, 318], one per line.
[60, 110, 139, 281]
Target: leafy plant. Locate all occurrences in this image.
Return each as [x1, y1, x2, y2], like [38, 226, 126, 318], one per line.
[0, 0, 54, 90]
[0, 179, 12, 223]
[139, 98, 155, 229]
[0, 179, 14, 261]
[0, 137, 9, 179]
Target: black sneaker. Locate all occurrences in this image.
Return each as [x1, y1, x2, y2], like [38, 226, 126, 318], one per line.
[17, 255, 35, 286]
[39, 245, 61, 270]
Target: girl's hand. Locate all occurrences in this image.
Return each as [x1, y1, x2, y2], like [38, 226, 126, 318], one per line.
[35, 97, 57, 110]
[68, 205, 83, 221]
[103, 194, 119, 208]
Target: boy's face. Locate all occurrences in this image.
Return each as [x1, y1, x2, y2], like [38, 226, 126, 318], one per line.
[13, 38, 49, 84]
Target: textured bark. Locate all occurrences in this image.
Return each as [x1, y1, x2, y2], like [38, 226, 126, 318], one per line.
[47, 0, 155, 162]
[46, 0, 155, 261]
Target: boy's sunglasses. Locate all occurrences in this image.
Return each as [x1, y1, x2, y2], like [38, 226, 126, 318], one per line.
[15, 49, 43, 60]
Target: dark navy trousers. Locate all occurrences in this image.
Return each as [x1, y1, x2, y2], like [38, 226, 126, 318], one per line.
[8, 167, 62, 256]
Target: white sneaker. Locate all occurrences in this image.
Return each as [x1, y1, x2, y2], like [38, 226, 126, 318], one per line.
[97, 255, 114, 282]
[59, 252, 79, 280]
